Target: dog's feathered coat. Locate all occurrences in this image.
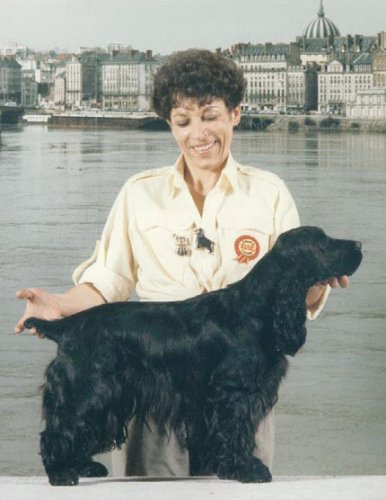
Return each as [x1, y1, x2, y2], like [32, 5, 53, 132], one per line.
[25, 226, 362, 486]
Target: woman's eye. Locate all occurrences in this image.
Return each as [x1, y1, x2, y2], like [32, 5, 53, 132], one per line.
[176, 121, 189, 127]
[203, 115, 217, 121]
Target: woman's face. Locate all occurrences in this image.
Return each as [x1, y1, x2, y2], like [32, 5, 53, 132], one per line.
[168, 98, 241, 175]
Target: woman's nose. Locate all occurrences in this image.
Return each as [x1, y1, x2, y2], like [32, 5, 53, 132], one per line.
[191, 119, 209, 138]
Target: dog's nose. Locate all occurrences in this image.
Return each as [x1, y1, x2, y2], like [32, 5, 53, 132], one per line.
[355, 241, 362, 251]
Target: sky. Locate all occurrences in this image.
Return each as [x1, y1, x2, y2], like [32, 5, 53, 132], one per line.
[0, 0, 384, 54]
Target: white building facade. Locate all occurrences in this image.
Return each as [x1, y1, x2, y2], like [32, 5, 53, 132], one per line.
[101, 52, 159, 111]
[346, 88, 386, 119]
[65, 59, 82, 107]
[231, 44, 292, 111]
[318, 58, 373, 115]
[54, 73, 66, 106]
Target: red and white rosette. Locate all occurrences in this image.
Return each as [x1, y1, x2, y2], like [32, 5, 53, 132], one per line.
[234, 235, 260, 264]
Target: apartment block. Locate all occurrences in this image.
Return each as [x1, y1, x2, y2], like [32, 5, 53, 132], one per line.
[0, 57, 22, 104]
[101, 51, 159, 111]
[318, 56, 373, 114]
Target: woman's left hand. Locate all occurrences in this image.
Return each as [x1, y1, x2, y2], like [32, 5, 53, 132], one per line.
[306, 275, 350, 309]
[320, 275, 350, 289]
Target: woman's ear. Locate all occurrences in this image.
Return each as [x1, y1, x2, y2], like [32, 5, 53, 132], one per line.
[232, 106, 241, 127]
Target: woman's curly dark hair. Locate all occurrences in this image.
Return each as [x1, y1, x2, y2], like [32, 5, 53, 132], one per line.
[152, 49, 246, 120]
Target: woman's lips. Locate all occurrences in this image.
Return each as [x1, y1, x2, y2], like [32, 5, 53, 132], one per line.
[193, 141, 217, 153]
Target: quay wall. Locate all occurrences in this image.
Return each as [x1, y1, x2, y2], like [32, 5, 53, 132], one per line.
[48, 114, 170, 130]
[13, 112, 386, 133]
[240, 114, 386, 133]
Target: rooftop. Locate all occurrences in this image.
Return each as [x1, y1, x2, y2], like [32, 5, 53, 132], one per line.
[303, 1, 340, 39]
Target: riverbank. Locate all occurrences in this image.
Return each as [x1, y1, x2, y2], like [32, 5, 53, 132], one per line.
[15, 111, 386, 133]
[18, 111, 169, 130]
[239, 114, 386, 133]
[1, 476, 385, 500]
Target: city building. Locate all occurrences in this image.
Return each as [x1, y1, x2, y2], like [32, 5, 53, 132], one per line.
[4, 1, 386, 118]
[287, 64, 318, 112]
[53, 72, 66, 106]
[231, 0, 382, 116]
[101, 50, 159, 111]
[373, 32, 386, 88]
[21, 74, 38, 107]
[107, 43, 130, 55]
[230, 43, 301, 112]
[0, 43, 27, 57]
[303, 1, 340, 39]
[318, 56, 373, 114]
[346, 88, 386, 119]
[0, 57, 22, 104]
[65, 52, 107, 108]
[65, 57, 82, 107]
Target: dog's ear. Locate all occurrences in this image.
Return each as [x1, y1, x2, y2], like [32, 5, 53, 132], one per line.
[271, 273, 307, 356]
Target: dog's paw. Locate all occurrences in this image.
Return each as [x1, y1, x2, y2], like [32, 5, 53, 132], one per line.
[48, 469, 79, 486]
[217, 457, 272, 483]
[241, 459, 272, 483]
[78, 461, 109, 478]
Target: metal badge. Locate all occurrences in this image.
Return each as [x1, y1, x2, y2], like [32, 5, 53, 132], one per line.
[196, 228, 215, 254]
[174, 234, 192, 256]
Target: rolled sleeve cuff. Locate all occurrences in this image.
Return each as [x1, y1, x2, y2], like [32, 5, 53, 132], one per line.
[307, 284, 331, 320]
[72, 242, 132, 303]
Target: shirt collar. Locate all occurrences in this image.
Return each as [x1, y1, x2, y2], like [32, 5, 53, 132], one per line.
[168, 153, 240, 197]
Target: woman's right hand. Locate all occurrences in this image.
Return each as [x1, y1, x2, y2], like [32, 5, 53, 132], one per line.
[15, 283, 106, 335]
[14, 288, 63, 334]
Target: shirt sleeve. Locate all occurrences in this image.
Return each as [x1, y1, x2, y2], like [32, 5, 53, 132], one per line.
[271, 179, 330, 321]
[72, 182, 137, 302]
[270, 179, 300, 245]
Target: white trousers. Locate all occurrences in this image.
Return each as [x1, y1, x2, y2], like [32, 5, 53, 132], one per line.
[111, 410, 275, 477]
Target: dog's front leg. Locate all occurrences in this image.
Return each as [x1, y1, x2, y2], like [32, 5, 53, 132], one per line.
[40, 424, 109, 485]
[202, 353, 273, 483]
[40, 387, 111, 485]
[40, 428, 80, 486]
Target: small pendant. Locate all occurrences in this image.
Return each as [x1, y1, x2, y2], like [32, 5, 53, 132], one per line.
[174, 234, 192, 256]
[196, 228, 215, 254]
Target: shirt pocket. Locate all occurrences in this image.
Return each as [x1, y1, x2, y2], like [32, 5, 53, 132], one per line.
[217, 210, 274, 266]
[134, 211, 195, 275]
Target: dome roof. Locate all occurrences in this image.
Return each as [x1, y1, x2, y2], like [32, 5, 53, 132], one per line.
[303, 1, 340, 39]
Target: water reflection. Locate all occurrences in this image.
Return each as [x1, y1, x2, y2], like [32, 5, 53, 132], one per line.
[0, 125, 385, 476]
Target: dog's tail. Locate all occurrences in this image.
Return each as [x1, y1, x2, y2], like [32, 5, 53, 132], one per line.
[23, 317, 64, 343]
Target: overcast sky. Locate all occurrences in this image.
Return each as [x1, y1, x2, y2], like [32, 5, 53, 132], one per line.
[0, 0, 384, 54]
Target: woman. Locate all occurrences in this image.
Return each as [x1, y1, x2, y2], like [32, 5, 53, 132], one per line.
[15, 49, 349, 476]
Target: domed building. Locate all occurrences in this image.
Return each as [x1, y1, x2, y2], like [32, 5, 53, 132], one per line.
[303, 1, 340, 39]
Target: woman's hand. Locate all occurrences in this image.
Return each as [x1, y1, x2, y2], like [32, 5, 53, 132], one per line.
[325, 276, 350, 289]
[15, 283, 106, 335]
[306, 275, 350, 310]
[14, 288, 63, 334]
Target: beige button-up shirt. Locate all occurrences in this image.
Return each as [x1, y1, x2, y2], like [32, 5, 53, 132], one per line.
[73, 153, 329, 318]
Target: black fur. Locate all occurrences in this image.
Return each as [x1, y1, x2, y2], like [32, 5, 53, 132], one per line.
[24, 226, 362, 486]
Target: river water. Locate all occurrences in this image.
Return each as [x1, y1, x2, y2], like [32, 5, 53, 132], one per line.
[0, 125, 385, 476]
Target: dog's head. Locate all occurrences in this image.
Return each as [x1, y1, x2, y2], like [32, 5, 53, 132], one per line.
[273, 226, 363, 285]
[270, 226, 362, 356]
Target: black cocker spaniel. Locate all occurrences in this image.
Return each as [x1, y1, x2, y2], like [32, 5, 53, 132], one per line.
[24, 226, 362, 486]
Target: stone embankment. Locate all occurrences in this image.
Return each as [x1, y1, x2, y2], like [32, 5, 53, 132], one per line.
[11, 111, 386, 133]
[239, 114, 386, 133]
